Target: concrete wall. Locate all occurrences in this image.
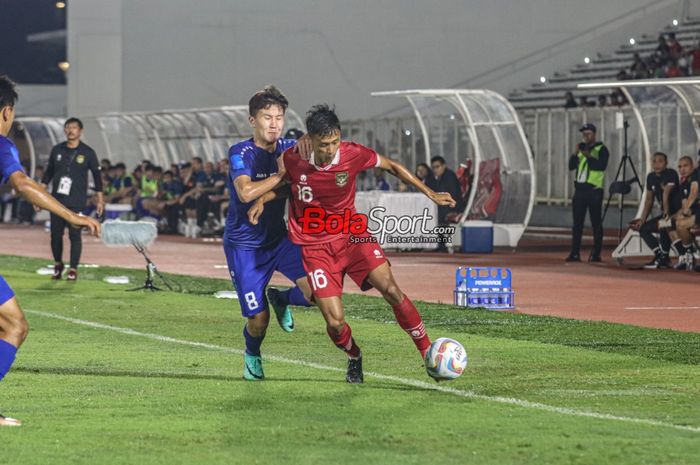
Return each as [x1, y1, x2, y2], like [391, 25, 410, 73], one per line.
[68, 0, 685, 119]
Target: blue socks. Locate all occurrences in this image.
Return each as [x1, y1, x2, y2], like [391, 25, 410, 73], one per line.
[243, 326, 264, 356]
[0, 339, 18, 381]
[279, 286, 311, 307]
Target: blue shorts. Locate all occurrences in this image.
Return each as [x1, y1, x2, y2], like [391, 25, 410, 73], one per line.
[224, 237, 306, 317]
[0, 275, 15, 306]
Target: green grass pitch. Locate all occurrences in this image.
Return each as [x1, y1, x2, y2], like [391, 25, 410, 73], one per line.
[0, 255, 698, 465]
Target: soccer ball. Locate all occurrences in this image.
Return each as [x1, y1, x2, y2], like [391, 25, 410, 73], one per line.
[424, 337, 467, 380]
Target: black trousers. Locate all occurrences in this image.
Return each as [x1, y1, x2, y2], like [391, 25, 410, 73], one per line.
[50, 209, 82, 269]
[639, 214, 671, 253]
[570, 188, 604, 257]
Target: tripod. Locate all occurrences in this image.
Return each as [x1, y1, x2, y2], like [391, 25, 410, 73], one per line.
[128, 244, 173, 292]
[601, 120, 642, 242]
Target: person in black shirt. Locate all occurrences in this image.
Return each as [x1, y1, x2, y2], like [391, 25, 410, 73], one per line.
[425, 156, 461, 252]
[629, 152, 680, 268]
[668, 156, 700, 270]
[41, 117, 103, 281]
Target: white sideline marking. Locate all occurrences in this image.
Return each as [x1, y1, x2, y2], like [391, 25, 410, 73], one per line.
[26, 309, 700, 434]
[625, 306, 700, 310]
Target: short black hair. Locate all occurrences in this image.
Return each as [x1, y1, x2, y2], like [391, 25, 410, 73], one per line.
[305, 104, 341, 137]
[64, 117, 83, 129]
[652, 152, 668, 163]
[115, 162, 126, 170]
[249, 85, 288, 117]
[192, 156, 203, 164]
[0, 75, 18, 110]
[679, 155, 694, 166]
[164, 170, 173, 177]
[430, 156, 446, 165]
[153, 166, 163, 174]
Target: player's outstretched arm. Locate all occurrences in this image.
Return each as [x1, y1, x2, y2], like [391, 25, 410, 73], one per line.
[377, 155, 456, 208]
[9, 171, 101, 236]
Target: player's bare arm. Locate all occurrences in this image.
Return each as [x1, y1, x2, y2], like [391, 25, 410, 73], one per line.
[233, 170, 286, 204]
[377, 155, 456, 208]
[662, 183, 674, 218]
[9, 171, 101, 236]
[682, 181, 698, 216]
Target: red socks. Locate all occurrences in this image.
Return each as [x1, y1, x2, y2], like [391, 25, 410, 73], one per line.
[328, 323, 361, 359]
[392, 296, 431, 358]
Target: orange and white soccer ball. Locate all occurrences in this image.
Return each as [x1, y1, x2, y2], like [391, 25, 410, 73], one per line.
[424, 337, 467, 380]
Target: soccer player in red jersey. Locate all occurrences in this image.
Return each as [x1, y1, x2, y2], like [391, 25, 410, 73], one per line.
[250, 104, 455, 383]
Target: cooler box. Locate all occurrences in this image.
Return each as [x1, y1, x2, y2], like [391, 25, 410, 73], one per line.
[460, 221, 493, 253]
[453, 266, 515, 310]
[104, 203, 133, 220]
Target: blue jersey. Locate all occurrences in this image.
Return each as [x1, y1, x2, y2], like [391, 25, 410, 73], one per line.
[0, 135, 24, 185]
[224, 138, 297, 249]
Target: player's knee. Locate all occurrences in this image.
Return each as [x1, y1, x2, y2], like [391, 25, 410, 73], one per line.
[382, 283, 404, 306]
[326, 318, 346, 335]
[7, 314, 29, 345]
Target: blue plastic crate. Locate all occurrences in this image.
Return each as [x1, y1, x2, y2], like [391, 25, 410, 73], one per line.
[453, 266, 515, 310]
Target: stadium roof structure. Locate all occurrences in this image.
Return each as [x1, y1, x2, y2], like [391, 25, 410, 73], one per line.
[372, 89, 535, 247]
[578, 78, 700, 260]
[12, 106, 305, 174]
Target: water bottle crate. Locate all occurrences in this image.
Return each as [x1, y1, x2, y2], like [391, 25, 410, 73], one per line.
[453, 267, 515, 310]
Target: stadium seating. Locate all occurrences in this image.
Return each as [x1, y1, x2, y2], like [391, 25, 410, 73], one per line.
[509, 19, 700, 109]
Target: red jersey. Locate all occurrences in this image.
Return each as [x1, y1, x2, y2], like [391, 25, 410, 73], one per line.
[283, 141, 380, 245]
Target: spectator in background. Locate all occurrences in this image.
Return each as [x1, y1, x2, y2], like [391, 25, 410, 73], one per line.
[616, 69, 631, 81]
[100, 158, 111, 173]
[356, 170, 372, 191]
[630, 53, 648, 79]
[666, 59, 685, 78]
[688, 40, 700, 76]
[610, 89, 627, 106]
[655, 34, 670, 66]
[425, 156, 461, 252]
[597, 95, 607, 107]
[372, 167, 391, 191]
[564, 91, 577, 108]
[142, 169, 183, 233]
[178, 162, 200, 237]
[579, 96, 592, 108]
[196, 161, 225, 232]
[668, 32, 683, 61]
[105, 162, 135, 204]
[284, 128, 304, 140]
[415, 163, 430, 183]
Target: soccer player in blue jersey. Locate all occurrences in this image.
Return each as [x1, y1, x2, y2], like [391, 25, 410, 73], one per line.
[0, 76, 100, 426]
[224, 85, 313, 380]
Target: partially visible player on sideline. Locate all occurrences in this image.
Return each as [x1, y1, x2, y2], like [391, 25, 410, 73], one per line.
[224, 85, 314, 380]
[629, 152, 681, 269]
[250, 104, 455, 383]
[667, 156, 700, 270]
[0, 76, 100, 426]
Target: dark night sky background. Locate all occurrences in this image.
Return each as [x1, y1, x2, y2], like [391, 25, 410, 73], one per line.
[0, 0, 67, 84]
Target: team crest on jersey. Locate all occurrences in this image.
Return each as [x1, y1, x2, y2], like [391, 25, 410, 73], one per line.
[335, 171, 349, 187]
[57, 154, 62, 161]
[76, 155, 85, 164]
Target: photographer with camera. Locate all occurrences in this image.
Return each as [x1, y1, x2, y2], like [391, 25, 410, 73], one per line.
[566, 123, 609, 263]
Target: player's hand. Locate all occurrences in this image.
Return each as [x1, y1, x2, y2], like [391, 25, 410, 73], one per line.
[430, 191, 456, 208]
[70, 214, 101, 237]
[628, 218, 642, 231]
[96, 202, 105, 217]
[248, 199, 265, 225]
[34, 204, 42, 213]
[683, 209, 691, 217]
[295, 134, 313, 161]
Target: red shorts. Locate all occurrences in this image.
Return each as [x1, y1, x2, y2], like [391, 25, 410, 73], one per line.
[301, 236, 388, 298]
